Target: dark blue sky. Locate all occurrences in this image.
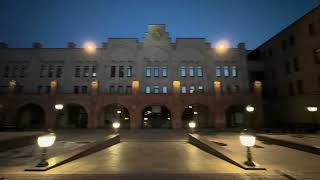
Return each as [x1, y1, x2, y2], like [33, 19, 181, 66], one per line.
[0, 0, 319, 49]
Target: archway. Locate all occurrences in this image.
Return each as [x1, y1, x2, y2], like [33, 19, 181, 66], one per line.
[182, 104, 209, 128]
[57, 104, 88, 128]
[98, 104, 130, 129]
[142, 105, 171, 129]
[225, 105, 246, 128]
[16, 103, 45, 130]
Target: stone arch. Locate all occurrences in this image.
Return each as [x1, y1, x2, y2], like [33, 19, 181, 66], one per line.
[98, 103, 131, 129]
[141, 104, 172, 129]
[16, 103, 46, 130]
[224, 104, 247, 128]
[56, 103, 89, 128]
[181, 103, 209, 128]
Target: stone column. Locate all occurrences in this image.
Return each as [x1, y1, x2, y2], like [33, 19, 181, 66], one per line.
[171, 106, 182, 129]
[130, 106, 141, 129]
[212, 81, 225, 129]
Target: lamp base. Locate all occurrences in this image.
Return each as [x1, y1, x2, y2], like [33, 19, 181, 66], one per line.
[36, 161, 48, 167]
[244, 160, 256, 167]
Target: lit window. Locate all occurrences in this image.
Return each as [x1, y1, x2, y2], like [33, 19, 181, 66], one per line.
[223, 66, 229, 77]
[162, 66, 167, 77]
[146, 66, 151, 77]
[216, 66, 221, 77]
[181, 66, 186, 77]
[231, 66, 237, 77]
[127, 66, 132, 77]
[154, 86, 159, 93]
[145, 86, 151, 93]
[198, 86, 204, 93]
[154, 66, 159, 77]
[189, 66, 194, 77]
[119, 66, 124, 77]
[75, 66, 80, 77]
[189, 86, 195, 93]
[197, 66, 203, 77]
[162, 86, 167, 93]
[83, 66, 89, 77]
[92, 66, 96, 77]
[181, 86, 187, 93]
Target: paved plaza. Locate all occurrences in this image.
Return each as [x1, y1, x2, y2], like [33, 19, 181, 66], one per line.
[0, 130, 319, 179]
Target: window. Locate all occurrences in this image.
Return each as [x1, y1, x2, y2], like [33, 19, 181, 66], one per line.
[162, 86, 167, 93]
[289, 35, 295, 46]
[154, 86, 159, 93]
[81, 86, 88, 94]
[74, 86, 79, 94]
[111, 66, 116, 77]
[162, 66, 167, 77]
[231, 66, 237, 77]
[146, 66, 151, 77]
[189, 86, 195, 93]
[181, 66, 186, 77]
[92, 66, 97, 77]
[198, 86, 204, 93]
[288, 82, 294, 96]
[40, 65, 46, 78]
[56, 66, 62, 78]
[297, 80, 303, 94]
[75, 66, 80, 77]
[216, 66, 221, 77]
[281, 40, 287, 51]
[127, 66, 132, 77]
[285, 61, 291, 74]
[314, 48, 320, 64]
[181, 86, 187, 93]
[145, 86, 151, 93]
[126, 86, 132, 94]
[83, 66, 89, 77]
[234, 85, 240, 93]
[37, 85, 42, 93]
[12, 65, 18, 77]
[197, 66, 203, 77]
[308, 23, 316, 36]
[119, 66, 124, 77]
[48, 65, 54, 78]
[189, 66, 194, 77]
[3, 66, 9, 77]
[109, 85, 115, 93]
[19, 65, 26, 78]
[118, 85, 123, 93]
[223, 66, 229, 77]
[154, 66, 159, 77]
[293, 57, 300, 71]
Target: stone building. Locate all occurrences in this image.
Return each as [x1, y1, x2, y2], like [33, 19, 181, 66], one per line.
[248, 5, 320, 128]
[0, 24, 263, 130]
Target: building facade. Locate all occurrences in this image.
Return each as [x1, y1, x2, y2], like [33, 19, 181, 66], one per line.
[0, 24, 263, 130]
[248, 5, 320, 128]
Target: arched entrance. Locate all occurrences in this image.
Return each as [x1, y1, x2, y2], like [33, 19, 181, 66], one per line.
[16, 103, 45, 130]
[225, 105, 246, 128]
[98, 104, 130, 129]
[182, 104, 209, 128]
[142, 105, 171, 129]
[56, 104, 88, 128]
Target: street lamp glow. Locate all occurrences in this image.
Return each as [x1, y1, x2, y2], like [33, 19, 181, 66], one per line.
[37, 133, 56, 148]
[215, 40, 229, 54]
[54, 104, 64, 110]
[167, 117, 171, 120]
[239, 134, 256, 147]
[112, 121, 120, 129]
[246, 105, 255, 113]
[83, 41, 96, 54]
[306, 106, 318, 112]
[144, 117, 148, 120]
[188, 121, 196, 129]
[116, 110, 121, 114]
[124, 117, 129, 120]
[188, 105, 193, 108]
[193, 111, 198, 115]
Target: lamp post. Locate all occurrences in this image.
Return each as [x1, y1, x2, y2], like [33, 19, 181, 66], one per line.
[112, 110, 122, 133]
[188, 121, 196, 133]
[245, 105, 255, 129]
[239, 130, 256, 167]
[306, 106, 318, 131]
[36, 133, 56, 167]
[54, 104, 64, 128]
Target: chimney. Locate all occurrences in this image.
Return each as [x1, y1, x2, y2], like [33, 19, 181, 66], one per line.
[237, 42, 246, 50]
[0, 42, 8, 49]
[33, 42, 43, 48]
[67, 42, 76, 48]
